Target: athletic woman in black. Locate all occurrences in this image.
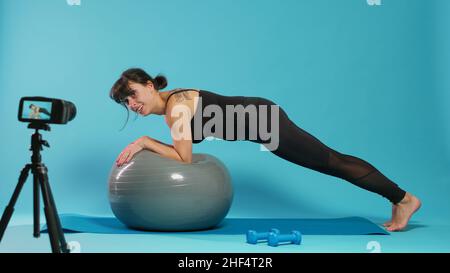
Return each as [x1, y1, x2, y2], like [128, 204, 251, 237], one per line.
[110, 68, 421, 232]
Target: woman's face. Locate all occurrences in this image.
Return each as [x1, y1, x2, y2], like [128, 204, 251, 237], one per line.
[124, 81, 158, 116]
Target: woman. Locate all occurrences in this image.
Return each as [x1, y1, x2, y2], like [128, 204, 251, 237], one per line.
[110, 68, 421, 232]
[29, 104, 51, 119]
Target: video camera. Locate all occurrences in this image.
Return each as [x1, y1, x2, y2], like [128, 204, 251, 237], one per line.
[18, 96, 77, 124]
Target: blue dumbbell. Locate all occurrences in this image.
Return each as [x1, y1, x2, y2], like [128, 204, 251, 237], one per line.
[246, 228, 280, 244]
[268, 230, 302, 247]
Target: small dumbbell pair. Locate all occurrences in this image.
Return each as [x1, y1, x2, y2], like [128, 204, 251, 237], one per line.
[246, 229, 302, 247]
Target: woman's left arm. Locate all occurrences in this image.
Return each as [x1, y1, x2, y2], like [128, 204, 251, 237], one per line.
[136, 97, 195, 163]
[137, 100, 194, 163]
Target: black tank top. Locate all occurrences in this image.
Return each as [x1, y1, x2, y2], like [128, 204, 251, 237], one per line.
[166, 89, 277, 144]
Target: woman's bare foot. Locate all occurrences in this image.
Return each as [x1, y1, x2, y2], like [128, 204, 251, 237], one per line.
[384, 192, 421, 232]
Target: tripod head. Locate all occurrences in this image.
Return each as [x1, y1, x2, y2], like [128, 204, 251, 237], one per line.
[27, 123, 51, 164]
[28, 122, 51, 131]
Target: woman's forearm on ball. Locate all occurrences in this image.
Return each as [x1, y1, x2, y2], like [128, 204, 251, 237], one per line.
[138, 136, 182, 161]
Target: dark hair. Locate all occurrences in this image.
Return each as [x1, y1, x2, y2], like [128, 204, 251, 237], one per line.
[109, 68, 168, 130]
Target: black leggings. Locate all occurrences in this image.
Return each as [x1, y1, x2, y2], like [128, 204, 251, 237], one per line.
[257, 99, 407, 204]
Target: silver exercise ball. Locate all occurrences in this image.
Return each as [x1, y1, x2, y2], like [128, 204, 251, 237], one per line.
[108, 150, 233, 231]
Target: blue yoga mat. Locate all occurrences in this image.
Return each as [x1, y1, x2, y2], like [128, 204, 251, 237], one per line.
[42, 214, 389, 235]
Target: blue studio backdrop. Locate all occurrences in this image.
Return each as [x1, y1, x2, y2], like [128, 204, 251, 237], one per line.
[0, 0, 449, 225]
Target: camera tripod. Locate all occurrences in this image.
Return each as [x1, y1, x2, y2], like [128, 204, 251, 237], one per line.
[0, 123, 69, 253]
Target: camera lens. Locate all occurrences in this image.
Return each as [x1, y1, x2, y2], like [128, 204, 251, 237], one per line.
[66, 101, 77, 122]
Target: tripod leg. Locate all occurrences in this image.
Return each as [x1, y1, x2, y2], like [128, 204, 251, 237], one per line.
[42, 171, 69, 253]
[0, 165, 32, 242]
[46, 185, 69, 253]
[33, 174, 40, 238]
[36, 168, 61, 253]
[36, 165, 69, 253]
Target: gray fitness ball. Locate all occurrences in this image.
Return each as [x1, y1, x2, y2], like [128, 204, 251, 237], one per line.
[108, 150, 233, 231]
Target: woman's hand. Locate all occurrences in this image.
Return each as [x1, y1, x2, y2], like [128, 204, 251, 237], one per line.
[116, 138, 145, 167]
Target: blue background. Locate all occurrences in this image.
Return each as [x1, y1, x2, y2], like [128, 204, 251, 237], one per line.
[0, 0, 449, 227]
